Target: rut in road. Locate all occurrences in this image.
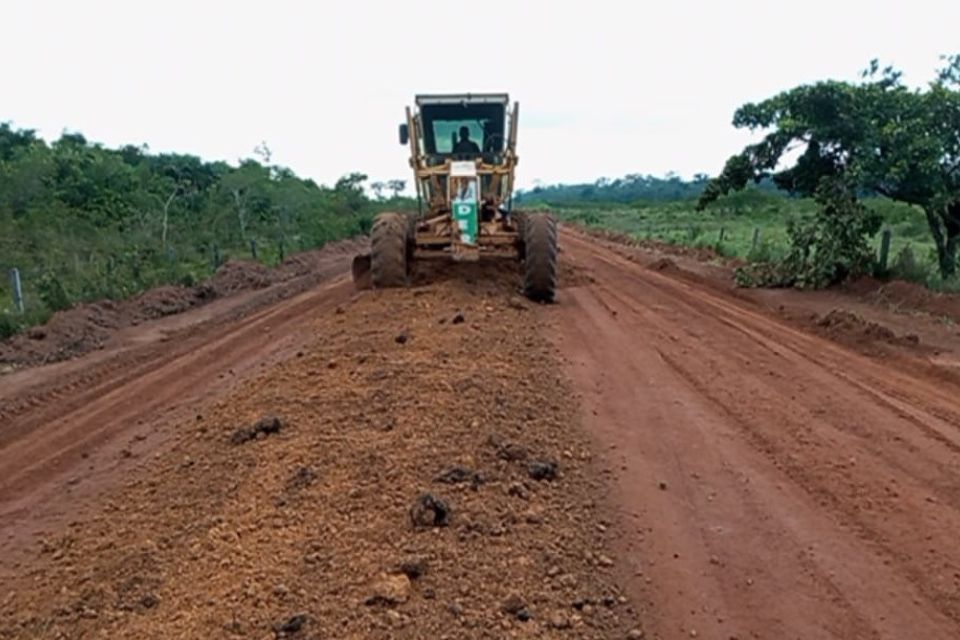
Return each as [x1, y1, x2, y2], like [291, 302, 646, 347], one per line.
[547, 229, 960, 640]
[0, 257, 643, 639]
[0, 275, 357, 572]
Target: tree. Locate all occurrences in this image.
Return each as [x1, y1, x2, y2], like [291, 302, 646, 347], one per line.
[370, 181, 385, 200]
[387, 179, 406, 198]
[333, 172, 368, 213]
[220, 160, 268, 242]
[699, 56, 960, 278]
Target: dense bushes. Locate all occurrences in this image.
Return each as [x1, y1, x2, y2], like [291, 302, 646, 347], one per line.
[0, 125, 395, 335]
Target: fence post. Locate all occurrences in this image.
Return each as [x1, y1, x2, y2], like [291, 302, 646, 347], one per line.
[9, 268, 24, 313]
[878, 228, 892, 274]
[718, 227, 725, 244]
[212, 244, 221, 269]
[751, 227, 761, 252]
[250, 239, 258, 260]
[278, 239, 285, 262]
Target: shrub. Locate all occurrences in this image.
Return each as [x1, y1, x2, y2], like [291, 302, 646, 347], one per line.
[0, 313, 20, 340]
[37, 272, 71, 311]
[736, 178, 881, 289]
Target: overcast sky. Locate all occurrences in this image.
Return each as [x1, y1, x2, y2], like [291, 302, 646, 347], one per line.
[3, 0, 959, 190]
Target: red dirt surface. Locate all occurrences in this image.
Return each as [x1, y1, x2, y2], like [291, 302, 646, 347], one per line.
[850, 277, 960, 324]
[0, 256, 642, 639]
[3, 227, 960, 638]
[548, 229, 960, 639]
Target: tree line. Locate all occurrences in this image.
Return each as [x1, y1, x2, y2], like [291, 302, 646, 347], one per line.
[515, 173, 790, 206]
[516, 173, 713, 204]
[0, 125, 401, 335]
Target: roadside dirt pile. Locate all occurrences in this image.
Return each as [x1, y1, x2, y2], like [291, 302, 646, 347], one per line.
[816, 308, 920, 350]
[0, 238, 367, 369]
[206, 260, 273, 296]
[0, 259, 643, 639]
[848, 277, 960, 324]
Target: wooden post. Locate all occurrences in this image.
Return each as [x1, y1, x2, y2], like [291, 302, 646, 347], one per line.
[751, 227, 761, 251]
[279, 239, 285, 262]
[250, 239, 258, 260]
[9, 268, 24, 313]
[718, 227, 725, 243]
[878, 228, 892, 274]
[212, 244, 221, 269]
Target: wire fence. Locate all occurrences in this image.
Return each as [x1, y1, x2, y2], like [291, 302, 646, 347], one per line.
[0, 235, 299, 318]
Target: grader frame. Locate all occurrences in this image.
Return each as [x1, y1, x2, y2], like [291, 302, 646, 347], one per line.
[360, 93, 558, 302]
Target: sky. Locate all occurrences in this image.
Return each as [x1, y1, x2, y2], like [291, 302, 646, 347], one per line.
[2, 0, 959, 191]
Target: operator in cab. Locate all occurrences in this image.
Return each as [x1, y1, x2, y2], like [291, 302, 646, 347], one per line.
[453, 126, 480, 154]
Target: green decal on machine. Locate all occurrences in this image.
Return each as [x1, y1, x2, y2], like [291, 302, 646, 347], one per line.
[453, 200, 478, 245]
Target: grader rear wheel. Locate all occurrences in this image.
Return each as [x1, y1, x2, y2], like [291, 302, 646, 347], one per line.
[371, 212, 408, 288]
[523, 213, 558, 302]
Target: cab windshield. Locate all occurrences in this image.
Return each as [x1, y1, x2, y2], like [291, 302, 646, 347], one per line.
[420, 102, 505, 156]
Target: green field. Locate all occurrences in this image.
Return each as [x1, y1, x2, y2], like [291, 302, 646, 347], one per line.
[539, 189, 944, 288]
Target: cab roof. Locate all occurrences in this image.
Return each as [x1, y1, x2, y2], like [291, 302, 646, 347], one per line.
[415, 93, 509, 106]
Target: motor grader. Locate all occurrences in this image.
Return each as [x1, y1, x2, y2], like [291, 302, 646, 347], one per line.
[353, 93, 558, 301]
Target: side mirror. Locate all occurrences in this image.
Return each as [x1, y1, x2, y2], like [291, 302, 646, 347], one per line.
[399, 123, 409, 145]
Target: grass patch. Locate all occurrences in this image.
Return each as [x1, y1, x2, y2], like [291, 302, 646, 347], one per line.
[552, 193, 946, 287]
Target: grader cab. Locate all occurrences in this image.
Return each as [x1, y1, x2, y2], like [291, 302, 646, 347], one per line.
[354, 93, 558, 302]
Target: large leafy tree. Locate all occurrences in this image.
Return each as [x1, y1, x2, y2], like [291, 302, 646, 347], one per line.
[700, 56, 960, 277]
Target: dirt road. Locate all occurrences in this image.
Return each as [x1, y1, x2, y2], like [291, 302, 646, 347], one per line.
[550, 229, 960, 639]
[2, 228, 960, 639]
[0, 254, 357, 573]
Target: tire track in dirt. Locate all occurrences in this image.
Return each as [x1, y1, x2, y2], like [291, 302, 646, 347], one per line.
[0, 275, 356, 573]
[545, 229, 960, 639]
[0, 259, 644, 639]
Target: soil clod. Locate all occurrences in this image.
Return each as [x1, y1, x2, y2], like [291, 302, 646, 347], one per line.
[528, 460, 558, 481]
[435, 466, 482, 486]
[495, 440, 529, 462]
[272, 613, 309, 635]
[399, 558, 428, 580]
[230, 415, 284, 445]
[365, 573, 412, 606]
[409, 493, 452, 528]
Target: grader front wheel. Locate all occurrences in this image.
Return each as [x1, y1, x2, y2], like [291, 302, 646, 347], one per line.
[371, 212, 408, 288]
[523, 213, 558, 302]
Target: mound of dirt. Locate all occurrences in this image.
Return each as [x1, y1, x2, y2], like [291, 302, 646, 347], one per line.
[648, 257, 678, 272]
[278, 240, 361, 277]
[813, 309, 923, 352]
[0, 258, 643, 638]
[135, 285, 203, 319]
[2, 304, 115, 365]
[0, 239, 366, 369]
[868, 279, 960, 323]
[207, 260, 274, 296]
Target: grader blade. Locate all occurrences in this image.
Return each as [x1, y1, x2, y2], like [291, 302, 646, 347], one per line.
[351, 253, 372, 290]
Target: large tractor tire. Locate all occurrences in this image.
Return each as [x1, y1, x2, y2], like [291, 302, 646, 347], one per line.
[404, 213, 418, 270]
[371, 212, 408, 288]
[523, 212, 558, 302]
[513, 210, 527, 261]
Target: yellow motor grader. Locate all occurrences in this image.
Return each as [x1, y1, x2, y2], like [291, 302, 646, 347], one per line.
[353, 93, 557, 301]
